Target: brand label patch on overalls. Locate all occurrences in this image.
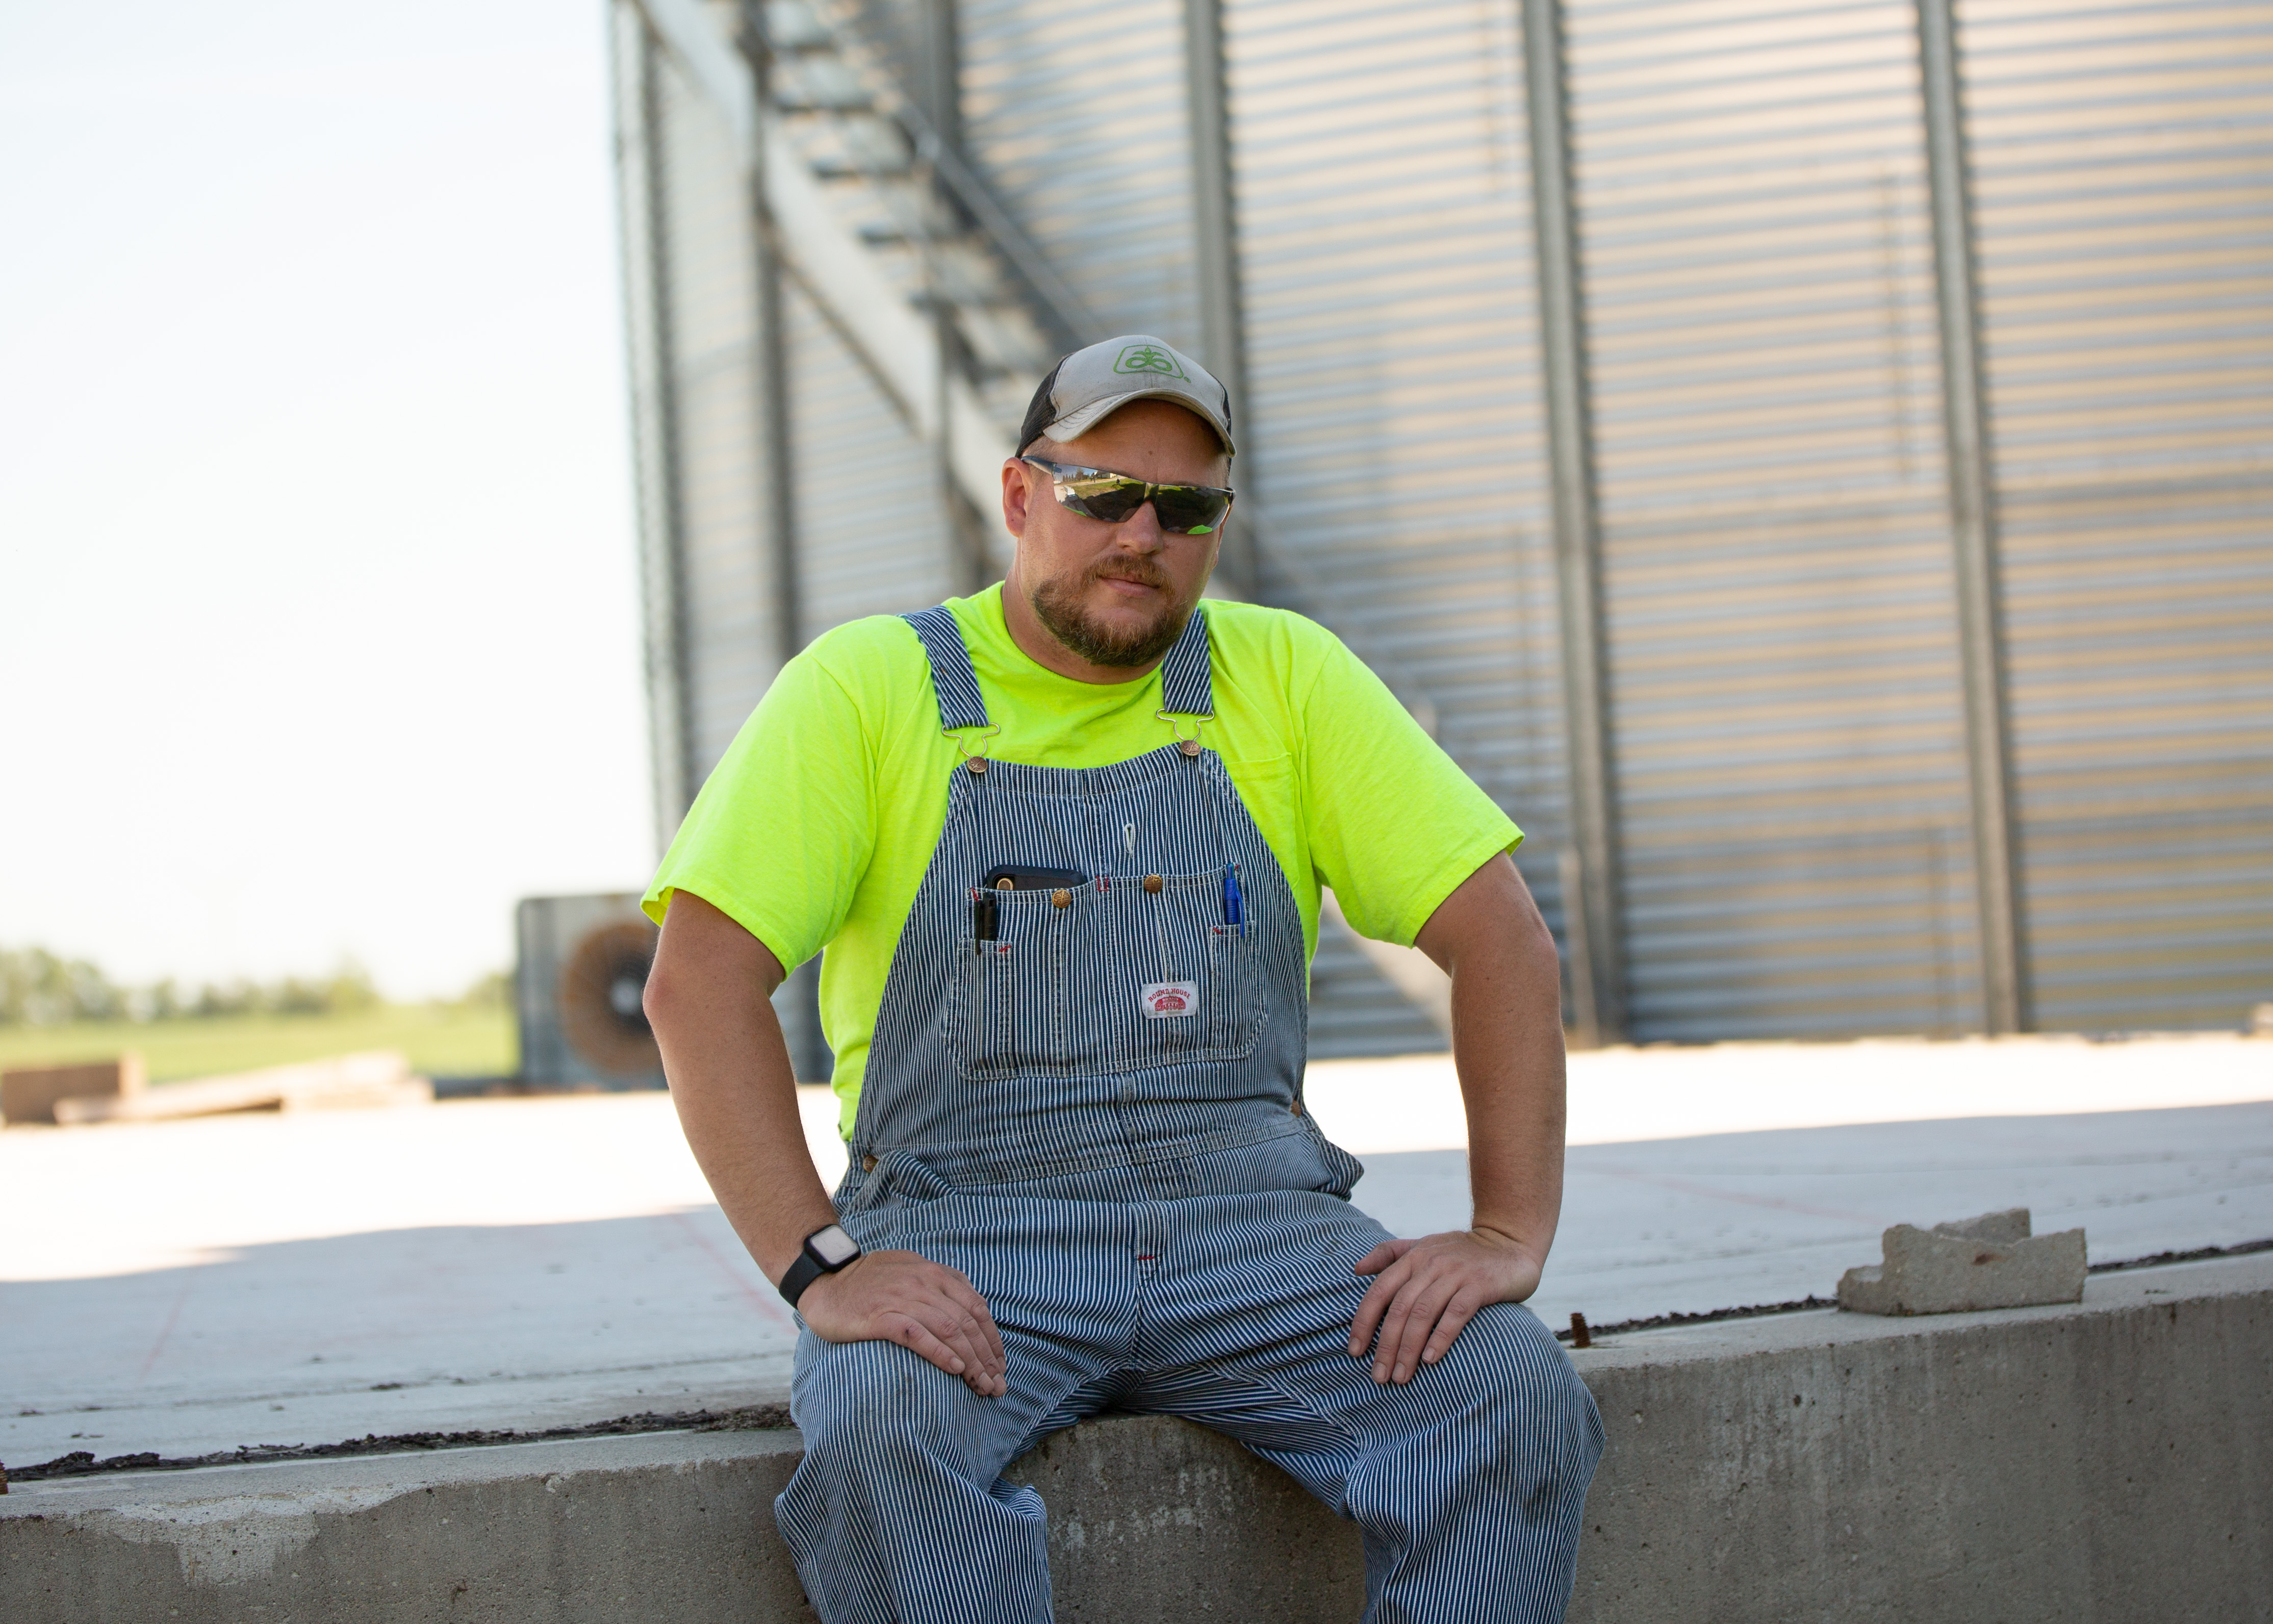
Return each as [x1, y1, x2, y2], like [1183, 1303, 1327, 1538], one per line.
[1140, 981, 1200, 1019]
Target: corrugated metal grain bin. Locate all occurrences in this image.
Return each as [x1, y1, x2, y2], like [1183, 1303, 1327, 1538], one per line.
[608, 0, 2273, 1052]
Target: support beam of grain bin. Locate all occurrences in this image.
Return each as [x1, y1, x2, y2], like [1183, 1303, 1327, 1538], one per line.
[755, 236, 803, 655]
[629, 17, 700, 829]
[917, 0, 962, 155]
[1521, 0, 1627, 1043]
[912, 0, 993, 594]
[738, 3, 831, 1080]
[1183, 0, 1259, 599]
[738, 5, 804, 666]
[1917, 0, 2030, 1034]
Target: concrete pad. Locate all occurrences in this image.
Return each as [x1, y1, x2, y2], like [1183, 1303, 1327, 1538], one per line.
[1, 1208, 799, 1463]
[1302, 1030, 2273, 1154]
[0, 1089, 827, 1282]
[1398, 1099, 2273, 1330]
[4, 1044, 2267, 1466]
[6, 1255, 2266, 1624]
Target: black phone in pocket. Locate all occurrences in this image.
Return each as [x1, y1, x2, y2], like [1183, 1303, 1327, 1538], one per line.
[974, 864, 1088, 942]
[979, 864, 1088, 892]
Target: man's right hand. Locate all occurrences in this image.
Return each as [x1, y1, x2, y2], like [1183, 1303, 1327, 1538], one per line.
[797, 1250, 1009, 1398]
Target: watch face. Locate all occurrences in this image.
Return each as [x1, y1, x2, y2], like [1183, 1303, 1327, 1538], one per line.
[809, 1225, 860, 1267]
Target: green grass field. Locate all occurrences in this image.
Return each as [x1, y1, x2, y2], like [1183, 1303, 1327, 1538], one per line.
[0, 1004, 516, 1083]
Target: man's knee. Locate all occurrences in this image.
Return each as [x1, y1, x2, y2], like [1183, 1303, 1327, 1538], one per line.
[1449, 1304, 1604, 1470]
[1345, 1305, 1598, 1536]
[795, 1337, 978, 1473]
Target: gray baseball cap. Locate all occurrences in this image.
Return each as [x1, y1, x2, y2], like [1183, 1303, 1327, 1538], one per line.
[1017, 335, 1235, 457]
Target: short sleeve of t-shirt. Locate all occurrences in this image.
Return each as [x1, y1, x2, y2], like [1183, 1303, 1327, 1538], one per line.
[1288, 629, 1521, 946]
[645, 651, 879, 974]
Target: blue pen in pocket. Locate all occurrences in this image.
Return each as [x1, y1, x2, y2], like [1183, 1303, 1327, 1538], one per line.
[1221, 864, 1244, 934]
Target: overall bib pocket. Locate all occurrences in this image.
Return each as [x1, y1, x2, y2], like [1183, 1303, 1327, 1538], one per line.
[1064, 869, 1264, 1075]
[948, 887, 1069, 1078]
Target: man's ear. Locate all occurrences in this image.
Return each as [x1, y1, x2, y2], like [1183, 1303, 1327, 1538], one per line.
[1001, 456, 1034, 540]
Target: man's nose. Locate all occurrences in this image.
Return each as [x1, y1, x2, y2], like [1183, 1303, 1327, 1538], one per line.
[1112, 501, 1167, 551]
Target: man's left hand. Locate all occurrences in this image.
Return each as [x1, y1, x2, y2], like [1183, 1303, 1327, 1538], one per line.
[1348, 1228, 1545, 1385]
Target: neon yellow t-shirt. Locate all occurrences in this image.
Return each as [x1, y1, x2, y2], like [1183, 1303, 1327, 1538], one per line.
[645, 585, 1520, 1135]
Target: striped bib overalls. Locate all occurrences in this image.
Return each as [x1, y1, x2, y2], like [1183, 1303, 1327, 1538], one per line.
[773, 604, 1602, 1624]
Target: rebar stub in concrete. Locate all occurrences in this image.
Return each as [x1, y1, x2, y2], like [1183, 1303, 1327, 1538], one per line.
[1837, 1208, 2086, 1315]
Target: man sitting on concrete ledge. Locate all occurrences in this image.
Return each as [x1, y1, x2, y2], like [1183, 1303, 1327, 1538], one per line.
[642, 335, 1604, 1624]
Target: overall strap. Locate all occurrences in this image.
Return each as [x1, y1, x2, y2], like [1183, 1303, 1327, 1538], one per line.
[1158, 606, 1214, 718]
[901, 605, 990, 731]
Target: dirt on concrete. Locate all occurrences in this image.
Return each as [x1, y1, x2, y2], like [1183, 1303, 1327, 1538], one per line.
[1548, 1236, 2272, 1342]
[6, 1402, 794, 1484]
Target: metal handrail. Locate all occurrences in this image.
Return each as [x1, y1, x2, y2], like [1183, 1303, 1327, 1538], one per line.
[781, 0, 1101, 355]
[901, 114, 1103, 354]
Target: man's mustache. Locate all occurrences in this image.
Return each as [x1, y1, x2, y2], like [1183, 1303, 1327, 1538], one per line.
[1085, 559, 1171, 590]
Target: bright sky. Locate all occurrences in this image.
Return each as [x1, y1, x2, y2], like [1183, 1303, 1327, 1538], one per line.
[0, 1, 655, 999]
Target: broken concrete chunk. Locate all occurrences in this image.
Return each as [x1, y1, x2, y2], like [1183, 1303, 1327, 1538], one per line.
[1930, 1207, 2032, 1245]
[1838, 1208, 2085, 1315]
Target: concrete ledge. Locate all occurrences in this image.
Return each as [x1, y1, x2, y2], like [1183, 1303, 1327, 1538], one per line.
[7, 1256, 2266, 1622]
[1567, 1253, 2270, 1622]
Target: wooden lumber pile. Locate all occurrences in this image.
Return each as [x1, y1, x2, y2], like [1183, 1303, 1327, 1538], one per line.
[1, 1055, 148, 1126]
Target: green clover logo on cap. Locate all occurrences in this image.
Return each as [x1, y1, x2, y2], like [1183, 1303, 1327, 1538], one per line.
[1113, 343, 1187, 380]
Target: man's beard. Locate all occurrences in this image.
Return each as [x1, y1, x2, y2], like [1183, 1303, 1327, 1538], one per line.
[1029, 560, 1191, 669]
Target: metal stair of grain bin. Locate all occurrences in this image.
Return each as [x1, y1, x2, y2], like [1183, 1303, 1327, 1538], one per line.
[635, 0, 1463, 1057]
[634, 0, 1032, 536]
[762, 0, 1081, 464]
[771, 11, 1061, 336]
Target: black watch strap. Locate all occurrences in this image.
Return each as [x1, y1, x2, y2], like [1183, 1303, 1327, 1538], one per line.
[778, 1224, 861, 1309]
[778, 1250, 827, 1309]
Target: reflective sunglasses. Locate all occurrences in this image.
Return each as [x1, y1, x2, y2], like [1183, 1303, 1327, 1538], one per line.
[1018, 456, 1235, 536]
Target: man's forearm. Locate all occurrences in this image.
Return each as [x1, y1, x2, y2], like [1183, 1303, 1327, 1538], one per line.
[645, 891, 838, 1283]
[1451, 925, 1566, 1257]
[1417, 855, 1568, 1262]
